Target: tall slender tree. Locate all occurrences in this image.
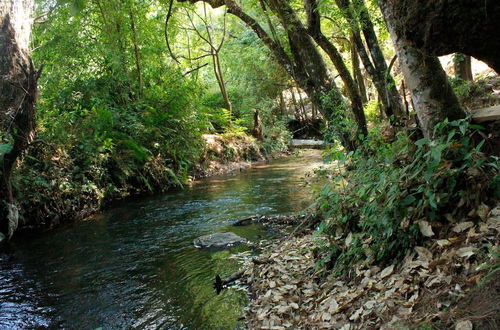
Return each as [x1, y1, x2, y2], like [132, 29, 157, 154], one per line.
[177, 0, 366, 148]
[335, 0, 405, 120]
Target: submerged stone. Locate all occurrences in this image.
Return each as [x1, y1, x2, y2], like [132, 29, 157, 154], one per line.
[193, 232, 247, 249]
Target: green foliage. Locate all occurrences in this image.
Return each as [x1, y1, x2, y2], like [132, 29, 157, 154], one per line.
[315, 119, 499, 275]
[261, 119, 292, 155]
[321, 89, 356, 145]
[364, 100, 381, 123]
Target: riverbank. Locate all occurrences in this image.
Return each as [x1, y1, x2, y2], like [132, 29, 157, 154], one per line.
[234, 204, 499, 329]
[10, 133, 289, 235]
[0, 147, 324, 329]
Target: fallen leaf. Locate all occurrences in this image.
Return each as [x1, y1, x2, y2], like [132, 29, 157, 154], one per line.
[477, 204, 490, 221]
[436, 239, 452, 247]
[380, 265, 395, 279]
[467, 274, 482, 284]
[456, 247, 476, 258]
[452, 221, 474, 233]
[419, 220, 434, 237]
[349, 307, 363, 321]
[415, 246, 433, 261]
[345, 232, 353, 247]
[328, 299, 339, 313]
[455, 319, 473, 330]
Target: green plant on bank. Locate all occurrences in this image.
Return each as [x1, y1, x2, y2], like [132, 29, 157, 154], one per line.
[321, 90, 357, 146]
[364, 100, 382, 123]
[315, 119, 499, 276]
[477, 245, 500, 286]
[261, 119, 292, 155]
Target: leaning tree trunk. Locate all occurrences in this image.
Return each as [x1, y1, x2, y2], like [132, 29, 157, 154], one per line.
[354, 0, 405, 119]
[178, 0, 358, 149]
[379, 0, 465, 138]
[1, 0, 41, 239]
[304, 0, 368, 138]
[350, 35, 367, 104]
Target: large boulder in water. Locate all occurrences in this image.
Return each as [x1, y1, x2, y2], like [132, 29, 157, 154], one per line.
[193, 232, 247, 249]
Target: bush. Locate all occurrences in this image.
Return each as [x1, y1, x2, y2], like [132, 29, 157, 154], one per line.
[315, 119, 499, 275]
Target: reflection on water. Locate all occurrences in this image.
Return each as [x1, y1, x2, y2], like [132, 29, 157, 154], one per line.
[0, 149, 324, 329]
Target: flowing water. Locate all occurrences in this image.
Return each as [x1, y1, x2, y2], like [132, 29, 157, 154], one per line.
[0, 149, 324, 329]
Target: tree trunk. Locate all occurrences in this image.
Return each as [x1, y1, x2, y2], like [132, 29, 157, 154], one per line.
[355, 0, 404, 118]
[350, 36, 367, 104]
[1, 0, 40, 239]
[336, 0, 404, 121]
[379, 0, 465, 138]
[453, 53, 473, 81]
[383, 0, 500, 73]
[252, 109, 263, 140]
[212, 49, 232, 116]
[178, 0, 357, 150]
[304, 0, 367, 137]
[128, 8, 143, 93]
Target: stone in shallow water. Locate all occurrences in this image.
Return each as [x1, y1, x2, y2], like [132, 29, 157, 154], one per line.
[193, 232, 247, 249]
[0, 232, 6, 244]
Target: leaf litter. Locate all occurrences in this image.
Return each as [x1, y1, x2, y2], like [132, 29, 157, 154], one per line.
[230, 204, 500, 329]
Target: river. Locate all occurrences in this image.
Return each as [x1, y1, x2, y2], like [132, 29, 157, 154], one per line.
[0, 149, 324, 329]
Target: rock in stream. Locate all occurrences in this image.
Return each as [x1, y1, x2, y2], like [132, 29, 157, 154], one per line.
[193, 232, 247, 249]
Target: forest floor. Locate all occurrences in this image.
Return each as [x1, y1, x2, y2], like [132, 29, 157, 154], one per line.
[236, 204, 499, 329]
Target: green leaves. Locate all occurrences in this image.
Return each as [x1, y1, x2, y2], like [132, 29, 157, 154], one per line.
[0, 143, 13, 156]
[315, 119, 499, 274]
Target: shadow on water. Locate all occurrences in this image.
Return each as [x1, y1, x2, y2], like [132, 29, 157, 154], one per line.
[0, 149, 324, 329]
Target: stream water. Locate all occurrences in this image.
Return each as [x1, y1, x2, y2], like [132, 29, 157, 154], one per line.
[0, 149, 324, 329]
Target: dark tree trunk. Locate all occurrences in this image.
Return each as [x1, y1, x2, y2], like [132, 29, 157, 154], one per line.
[303, 0, 368, 138]
[453, 53, 473, 81]
[336, 0, 405, 121]
[128, 8, 143, 93]
[379, 0, 465, 138]
[178, 0, 359, 149]
[1, 0, 40, 239]
[383, 0, 500, 73]
[350, 36, 367, 104]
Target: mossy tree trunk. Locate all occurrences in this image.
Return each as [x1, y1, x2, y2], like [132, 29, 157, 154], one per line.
[336, 0, 405, 121]
[1, 0, 41, 239]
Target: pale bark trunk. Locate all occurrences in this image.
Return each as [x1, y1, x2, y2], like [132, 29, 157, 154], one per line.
[1, 0, 40, 239]
[212, 50, 232, 116]
[379, 0, 465, 138]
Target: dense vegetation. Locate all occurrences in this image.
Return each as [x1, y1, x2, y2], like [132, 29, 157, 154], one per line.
[1, 0, 499, 271]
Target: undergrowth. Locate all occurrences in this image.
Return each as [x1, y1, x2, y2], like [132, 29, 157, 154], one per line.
[315, 119, 499, 276]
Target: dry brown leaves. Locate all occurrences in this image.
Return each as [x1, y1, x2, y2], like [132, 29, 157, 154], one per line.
[240, 204, 500, 329]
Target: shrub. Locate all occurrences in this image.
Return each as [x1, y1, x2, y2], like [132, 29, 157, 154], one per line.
[315, 119, 499, 275]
